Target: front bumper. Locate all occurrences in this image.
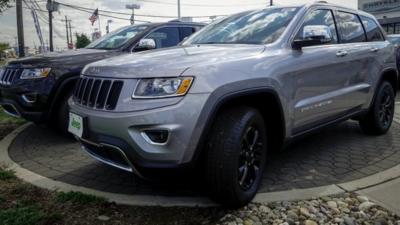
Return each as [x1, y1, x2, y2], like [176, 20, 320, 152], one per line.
[69, 93, 210, 172]
[0, 83, 51, 122]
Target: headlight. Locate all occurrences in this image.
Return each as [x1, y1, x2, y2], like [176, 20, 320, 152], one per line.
[20, 68, 51, 79]
[133, 77, 194, 98]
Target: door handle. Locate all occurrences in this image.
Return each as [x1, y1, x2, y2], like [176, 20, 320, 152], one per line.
[370, 47, 379, 52]
[336, 50, 348, 57]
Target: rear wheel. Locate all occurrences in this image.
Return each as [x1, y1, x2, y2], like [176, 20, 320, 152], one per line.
[206, 107, 267, 207]
[359, 81, 395, 135]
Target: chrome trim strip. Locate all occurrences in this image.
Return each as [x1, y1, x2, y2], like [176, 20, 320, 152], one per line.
[78, 138, 143, 178]
[21, 94, 36, 103]
[140, 130, 170, 146]
[81, 145, 133, 173]
[2, 104, 21, 118]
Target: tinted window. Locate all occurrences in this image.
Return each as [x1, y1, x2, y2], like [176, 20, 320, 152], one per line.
[336, 11, 366, 43]
[147, 27, 180, 48]
[387, 36, 400, 45]
[296, 9, 338, 44]
[360, 16, 384, 41]
[180, 27, 195, 41]
[185, 7, 300, 45]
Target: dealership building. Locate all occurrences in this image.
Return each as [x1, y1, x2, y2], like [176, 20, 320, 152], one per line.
[358, 0, 400, 34]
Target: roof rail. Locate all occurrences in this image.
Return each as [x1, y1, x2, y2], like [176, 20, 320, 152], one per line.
[168, 19, 181, 22]
[315, 1, 328, 3]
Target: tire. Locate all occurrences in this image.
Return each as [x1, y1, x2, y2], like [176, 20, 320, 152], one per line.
[359, 81, 395, 135]
[206, 106, 267, 207]
[55, 90, 73, 134]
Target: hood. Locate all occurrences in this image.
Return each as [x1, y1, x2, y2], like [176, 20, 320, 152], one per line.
[7, 48, 112, 68]
[83, 44, 266, 78]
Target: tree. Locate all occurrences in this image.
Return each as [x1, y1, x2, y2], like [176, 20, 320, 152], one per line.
[75, 33, 91, 49]
[0, 42, 10, 58]
[0, 0, 13, 13]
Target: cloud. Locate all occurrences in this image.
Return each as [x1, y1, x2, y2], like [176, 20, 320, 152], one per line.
[0, 0, 358, 50]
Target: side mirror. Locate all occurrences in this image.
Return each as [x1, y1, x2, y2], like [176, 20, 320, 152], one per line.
[135, 38, 156, 51]
[292, 25, 332, 50]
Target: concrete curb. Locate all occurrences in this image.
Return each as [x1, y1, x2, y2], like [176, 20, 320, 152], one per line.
[1, 120, 400, 207]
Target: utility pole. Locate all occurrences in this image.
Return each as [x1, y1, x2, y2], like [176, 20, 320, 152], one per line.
[63, 16, 69, 48]
[68, 20, 73, 47]
[47, 0, 53, 51]
[106, 19, 113, 34]
[270, 0, 273, 6]
[16, 0, 25, 57]
[178, 0, 181, 20]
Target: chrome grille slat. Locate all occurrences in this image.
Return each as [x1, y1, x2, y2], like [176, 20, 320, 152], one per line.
[0, 68, 20, 86]
[80, 78, 89, 103]
[73, 76, 123, 111]
[93, 80, 103, 107]
[103, 80, 114, 110]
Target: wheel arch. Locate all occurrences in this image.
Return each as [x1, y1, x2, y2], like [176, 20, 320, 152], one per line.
[47, 73, 79, 121]
[191, 88, 286, 167]
[379, 68, 398, 93]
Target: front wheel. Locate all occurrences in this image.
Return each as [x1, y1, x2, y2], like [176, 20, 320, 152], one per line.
[55, 91, 73, 134]
[206, 107, 267, 207]
[359, 81, 395, 135]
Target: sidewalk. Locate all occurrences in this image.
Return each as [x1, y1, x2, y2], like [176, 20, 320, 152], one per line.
[356, 99, 400, 216]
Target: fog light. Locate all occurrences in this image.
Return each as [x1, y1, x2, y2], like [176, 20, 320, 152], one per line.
[142, 130, 169, 144]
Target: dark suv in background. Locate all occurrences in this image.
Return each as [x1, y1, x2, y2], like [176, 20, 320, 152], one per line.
[0, 21, 204, 131]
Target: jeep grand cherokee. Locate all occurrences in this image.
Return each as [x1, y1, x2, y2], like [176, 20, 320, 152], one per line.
[69, 3, 398, 207]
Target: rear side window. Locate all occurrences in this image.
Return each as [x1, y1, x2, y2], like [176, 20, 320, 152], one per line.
[336, 11, 366, 43]
[180, 27, 196, 41]
[146, 27, 180, 48]
[296, 9, 338, 44]
[360, 16, 384, 42]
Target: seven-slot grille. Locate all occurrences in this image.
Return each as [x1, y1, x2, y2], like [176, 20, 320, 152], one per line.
[0, 68, 20, 86]
[73, 77, 123, 110]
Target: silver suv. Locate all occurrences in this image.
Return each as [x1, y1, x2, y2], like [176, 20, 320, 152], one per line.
[69, 2, 398, 207]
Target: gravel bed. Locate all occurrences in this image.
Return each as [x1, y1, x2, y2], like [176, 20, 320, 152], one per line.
[217, 193, 400, 225]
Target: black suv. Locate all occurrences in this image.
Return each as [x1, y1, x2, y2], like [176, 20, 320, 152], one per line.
[0, 21, 203, 131]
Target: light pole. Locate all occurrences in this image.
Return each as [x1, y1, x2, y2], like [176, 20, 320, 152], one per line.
[106, 19, 113, 33]
[126, 3, 141, 25]
[177, 0, 181, 20]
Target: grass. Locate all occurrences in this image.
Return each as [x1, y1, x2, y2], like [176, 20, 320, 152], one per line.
[0, 204, 46, 225]
[55, 191, 106, 204]
[0, 169, 16, 180]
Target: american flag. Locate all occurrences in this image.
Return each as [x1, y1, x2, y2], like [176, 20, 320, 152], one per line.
[89, 8, 99, 26]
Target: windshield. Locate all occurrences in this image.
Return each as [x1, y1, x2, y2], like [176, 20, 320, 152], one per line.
[86, 25, 149, 50]
[184, 7, 300, 45]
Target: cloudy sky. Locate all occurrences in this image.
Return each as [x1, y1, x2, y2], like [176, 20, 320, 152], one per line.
[0, 0, 357, 50]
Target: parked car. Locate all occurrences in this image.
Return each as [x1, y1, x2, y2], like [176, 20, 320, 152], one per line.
[0, 22, 204, 131]
[69, 2, 398, 207]
[387, 34, 400, 81]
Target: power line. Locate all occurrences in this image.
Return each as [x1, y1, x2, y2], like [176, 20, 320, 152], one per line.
[55, 1, 226, 18]
[137, 0, 266, 7]
[60, 4, 151, 23]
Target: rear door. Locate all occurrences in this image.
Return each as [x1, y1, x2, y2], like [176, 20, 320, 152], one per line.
[332, 11, 373, 109]
[358, 15, 388, 100]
